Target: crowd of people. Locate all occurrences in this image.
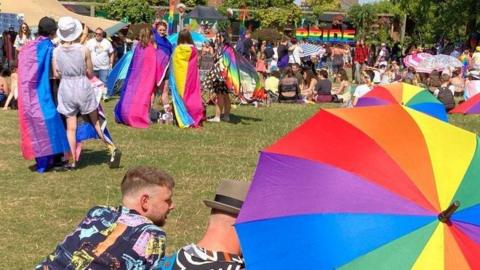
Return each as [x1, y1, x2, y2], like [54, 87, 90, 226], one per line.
[240, 36, 480, 110]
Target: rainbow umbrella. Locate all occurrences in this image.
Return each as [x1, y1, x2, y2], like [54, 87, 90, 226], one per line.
[236, 105, 480, 270]
[450, 93, 480, 114]
[356, 82, 448, 121]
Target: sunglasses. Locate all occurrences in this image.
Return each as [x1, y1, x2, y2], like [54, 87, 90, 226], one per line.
[95, 32, 103, 36]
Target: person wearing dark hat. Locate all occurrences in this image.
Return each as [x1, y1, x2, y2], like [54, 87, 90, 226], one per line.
[161, 180, 249, 270]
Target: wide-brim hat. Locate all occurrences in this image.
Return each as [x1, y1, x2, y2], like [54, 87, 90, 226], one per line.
[467, 70, 480, 79]
[177, 3, 186, 10]
[56, 16, 82, 42]
[204, 180, 250, 215]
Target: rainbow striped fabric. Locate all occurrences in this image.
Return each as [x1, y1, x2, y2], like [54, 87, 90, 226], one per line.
[219, 45, 261, 98]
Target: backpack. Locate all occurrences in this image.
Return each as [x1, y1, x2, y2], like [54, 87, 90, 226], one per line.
[437, 86, 455, 110]
[264, 47, 274, 59]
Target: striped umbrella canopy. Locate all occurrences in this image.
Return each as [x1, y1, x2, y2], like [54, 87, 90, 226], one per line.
[236, 105, 480, 269]
[403, 53, 432, 70]
[416, 54, 463, 73]
[300, 43, 325, 57]
[355, 82, 448, 122]
[450, 93, 480, 114]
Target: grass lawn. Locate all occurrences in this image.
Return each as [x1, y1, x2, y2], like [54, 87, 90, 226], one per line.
[0, 100, 479, 268]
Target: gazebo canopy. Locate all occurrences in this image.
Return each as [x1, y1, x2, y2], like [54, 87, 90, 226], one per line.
[188, 6, 226, 20]
[1, 0, 128, 36]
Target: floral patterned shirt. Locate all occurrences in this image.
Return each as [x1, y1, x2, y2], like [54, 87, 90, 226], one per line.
[36, 205, 167, 270]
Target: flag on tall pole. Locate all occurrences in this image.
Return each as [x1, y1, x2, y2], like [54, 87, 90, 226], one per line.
[168, 0, 175, 35]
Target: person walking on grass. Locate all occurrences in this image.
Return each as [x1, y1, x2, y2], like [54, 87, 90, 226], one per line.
[53, 16, 120, 170]
[36, 166, 175, 269]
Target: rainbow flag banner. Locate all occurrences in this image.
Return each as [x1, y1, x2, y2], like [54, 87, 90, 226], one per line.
[169, 44, 204, 128]
[296, 27, 357, 43]
[296, 28, 309, 40]
[341, 29, 356, 43]
[17, 37, 70, 172]
[309, 27, 322, 37]
[328, 29, 343, 42]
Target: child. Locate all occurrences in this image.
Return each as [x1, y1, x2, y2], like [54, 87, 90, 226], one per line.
[2, 66, 17, 109]
[0, 68, 10, 107]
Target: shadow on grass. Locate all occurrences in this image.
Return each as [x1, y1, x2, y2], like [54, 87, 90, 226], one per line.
[76, 149, 113, 169]
[228, 113, 262, 125]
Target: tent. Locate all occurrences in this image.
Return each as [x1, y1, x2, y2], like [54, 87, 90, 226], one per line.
[188, 6, 226, 20]
[1, 0, 128, 36]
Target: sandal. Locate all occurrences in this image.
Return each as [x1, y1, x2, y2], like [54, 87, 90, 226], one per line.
[109, 148, 122, 169]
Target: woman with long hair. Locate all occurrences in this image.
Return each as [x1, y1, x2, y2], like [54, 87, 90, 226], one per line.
[115, 26, 162, 128]
[152, 20, 173, 114]
[300, 69, 317, 101]
[14, 22, 34, 53]
[169, 29, 204, 127]
[332, 68, 351, 103]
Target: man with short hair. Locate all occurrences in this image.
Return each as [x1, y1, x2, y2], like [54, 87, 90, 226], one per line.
[163, 180, 249, 270]
[86, 28, 114, 86]
[36, 166, 175, 269]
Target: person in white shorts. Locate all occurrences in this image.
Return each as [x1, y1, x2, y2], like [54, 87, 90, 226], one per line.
[53, 16, 120, 170]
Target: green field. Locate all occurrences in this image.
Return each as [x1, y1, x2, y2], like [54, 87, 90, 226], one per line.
[0, 101, 478, 268]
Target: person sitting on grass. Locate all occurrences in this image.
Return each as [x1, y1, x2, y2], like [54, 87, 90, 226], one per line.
[278, 66, 300, 102]
[2, 65, 18, 110]
[300, 69, 317, 102]
[161, 180, 250, 270]
[352, 70, 375, 106]
[36, 166, 176, 269]
[314, 69, 333, 103]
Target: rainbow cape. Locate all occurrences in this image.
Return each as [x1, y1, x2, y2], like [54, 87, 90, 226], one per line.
[114, 38, 171, 128]
[219, 45, 262, 99]
[17, 37, 70, 172]
[169, 44, 204, 128]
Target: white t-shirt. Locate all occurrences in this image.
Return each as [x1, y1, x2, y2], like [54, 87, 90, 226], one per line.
[86, 38, 114, 70]
[353, 84, 372, 98]
[289, 45, 304, 65]
[472, 52, 480, 69]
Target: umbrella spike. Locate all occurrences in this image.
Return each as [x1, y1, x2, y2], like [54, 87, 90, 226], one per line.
[438, 200, 460, 223]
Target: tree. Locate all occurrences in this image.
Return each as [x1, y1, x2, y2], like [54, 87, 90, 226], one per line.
[253, 4, 302, 30]
[220, 0, 294, 10]
[304, 0, 340, 16]
[105, 0, 154, 23]
[392, 0, 480, 44]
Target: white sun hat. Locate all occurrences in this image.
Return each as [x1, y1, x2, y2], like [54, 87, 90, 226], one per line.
[56, 16, 82, 42]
